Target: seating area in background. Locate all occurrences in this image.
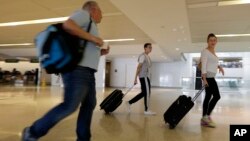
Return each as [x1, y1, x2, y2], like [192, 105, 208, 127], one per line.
[0, 68, 38, 86]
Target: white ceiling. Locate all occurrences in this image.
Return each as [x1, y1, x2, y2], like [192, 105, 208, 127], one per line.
[187, 0, 250, 53]
[0, 0, 250, 61]
[188, 1, 250, 43]
[109, 0, 192, 61]
[0, 0, 153, 44]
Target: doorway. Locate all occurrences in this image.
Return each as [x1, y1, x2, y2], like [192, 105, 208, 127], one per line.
[105, 61, 111, 87]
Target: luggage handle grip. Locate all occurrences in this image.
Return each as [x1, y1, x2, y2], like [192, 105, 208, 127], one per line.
[192, 85, 206, 102]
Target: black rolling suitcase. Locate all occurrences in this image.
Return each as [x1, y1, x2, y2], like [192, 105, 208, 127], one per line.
[164, 86, 205, 129]
[100, 85, 134, 114]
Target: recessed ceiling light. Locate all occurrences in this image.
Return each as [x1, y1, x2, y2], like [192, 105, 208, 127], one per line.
[218, 0, 250, 6]
[0, 38, 135, 47]
[0, 43, 33, 47]
[0, 13, 123, 27]
[104, 38, 135, 42]
[176, 48, 180, 51]
[0, 17, 68, 27]
[216, 34, 250, 37]
[0, 12, 122, 27]
[188, 2, 217, 8]
[188, 0, 250, 8]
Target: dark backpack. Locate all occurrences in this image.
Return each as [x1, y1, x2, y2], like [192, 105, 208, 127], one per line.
[35, 20, 92, 74]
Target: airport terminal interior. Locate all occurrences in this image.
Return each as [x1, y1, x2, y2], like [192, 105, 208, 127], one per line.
[0, 0, 250, 141]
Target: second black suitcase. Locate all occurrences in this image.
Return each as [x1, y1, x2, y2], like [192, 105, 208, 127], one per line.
[164, 86, 205, 129]
[100, 85, 134, 114]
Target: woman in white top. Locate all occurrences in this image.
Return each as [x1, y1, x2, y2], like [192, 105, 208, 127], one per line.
[200, 33, 224, 128]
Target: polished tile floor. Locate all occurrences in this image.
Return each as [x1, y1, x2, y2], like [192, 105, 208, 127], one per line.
[0, 86, 249, 141]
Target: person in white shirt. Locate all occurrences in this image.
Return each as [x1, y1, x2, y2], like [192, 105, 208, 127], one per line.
[200, 33, 225, 128]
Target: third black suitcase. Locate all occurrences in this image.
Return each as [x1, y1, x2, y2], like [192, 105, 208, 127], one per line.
[164, 86, 205, 129]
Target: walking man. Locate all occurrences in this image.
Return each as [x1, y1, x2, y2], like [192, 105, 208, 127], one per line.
[126, 43, 156, 115]
[22, 1, 109, 141]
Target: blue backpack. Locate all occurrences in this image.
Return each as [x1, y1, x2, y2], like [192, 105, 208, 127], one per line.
[35, 21, 92, 74]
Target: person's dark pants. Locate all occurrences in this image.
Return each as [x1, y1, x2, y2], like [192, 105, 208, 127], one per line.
[202, 78, 221, 116]
[129, 77, 151, 111]
[30, 66, 96, 141]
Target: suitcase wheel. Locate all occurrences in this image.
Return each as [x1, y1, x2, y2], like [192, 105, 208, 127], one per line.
[104, 109, 110, 114]
[169, 124, 176, 129]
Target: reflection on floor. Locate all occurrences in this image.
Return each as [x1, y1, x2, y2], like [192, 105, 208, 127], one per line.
[0, 86, 249, 141]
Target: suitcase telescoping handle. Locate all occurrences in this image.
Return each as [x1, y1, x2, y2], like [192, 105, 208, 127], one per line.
[123, 84, 136, 97]
[192, 86, 206, 102]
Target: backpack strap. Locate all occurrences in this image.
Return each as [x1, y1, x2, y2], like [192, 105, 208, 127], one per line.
[80, 17, 92, 50]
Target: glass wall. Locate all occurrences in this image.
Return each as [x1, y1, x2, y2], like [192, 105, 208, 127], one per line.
[181, 77, 248, 91]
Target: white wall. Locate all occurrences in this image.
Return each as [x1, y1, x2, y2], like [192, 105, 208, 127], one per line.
[108, 53, 250, 88]
[95, 56, 106, 88]
[51, 56, 106, 88]
[243, 56, 250, 87]
[151, 56, 193, 87]
[109, 56, 193, 88]
[0, 61, 39, 74]
[110, 57, 139, 88]
[216, 68, 243, 77]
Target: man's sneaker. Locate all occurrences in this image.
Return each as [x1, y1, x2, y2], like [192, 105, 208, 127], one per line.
[207, 122, 216, 128]
[201, 118, 209, 126]
[21, 127, 38, 141]
[126, 101, 131, 113]
[201, 116, 216, 128]
[208, 116, 216, 128]
[144, 110, 156, 116]
[208, 116, 213, 122]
